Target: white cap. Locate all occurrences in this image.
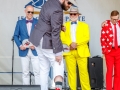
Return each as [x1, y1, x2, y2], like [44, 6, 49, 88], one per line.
[69, 0, 77, 6]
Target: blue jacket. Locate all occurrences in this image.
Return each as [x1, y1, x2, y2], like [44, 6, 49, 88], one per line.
[14, 18, 38, 57]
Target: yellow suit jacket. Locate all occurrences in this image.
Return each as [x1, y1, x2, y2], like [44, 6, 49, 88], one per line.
[60, 21, 90, 57]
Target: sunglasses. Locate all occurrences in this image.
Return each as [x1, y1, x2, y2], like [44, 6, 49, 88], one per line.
[70, 13, 77, 16]
[27, 11, 34, 14]
[67, 1, 73, 5]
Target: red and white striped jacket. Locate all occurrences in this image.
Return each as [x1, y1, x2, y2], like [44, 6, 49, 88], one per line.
[100, 20, 120, 54]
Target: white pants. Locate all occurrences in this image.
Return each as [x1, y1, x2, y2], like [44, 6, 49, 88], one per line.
[21, 49, 40, 85]
[36, 46, 64, 90]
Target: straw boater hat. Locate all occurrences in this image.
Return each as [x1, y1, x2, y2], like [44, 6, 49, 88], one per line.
[69, 6, 81, 15]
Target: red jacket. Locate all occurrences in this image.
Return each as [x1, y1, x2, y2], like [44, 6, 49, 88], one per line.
[100, 20, 120, 54]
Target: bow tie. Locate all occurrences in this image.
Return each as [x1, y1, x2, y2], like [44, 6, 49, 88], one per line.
[71, 22, 77, 25]
[26, 20, 33, 23]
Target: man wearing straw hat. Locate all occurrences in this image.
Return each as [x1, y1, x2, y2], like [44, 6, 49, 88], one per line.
[61, 6, 91, 90]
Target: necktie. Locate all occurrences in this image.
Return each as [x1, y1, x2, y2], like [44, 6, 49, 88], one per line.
[26, 20, 33, 23]
[71, 21, 77, 25]
[114, 24, 118, 49]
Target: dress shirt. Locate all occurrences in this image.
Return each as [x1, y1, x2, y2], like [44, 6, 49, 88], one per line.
[70, 21, 77, 42]
[110, 22, 120, 46]
[26, 19, 33, 36]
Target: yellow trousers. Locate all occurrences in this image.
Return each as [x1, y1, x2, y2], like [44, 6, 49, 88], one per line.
[64, 50, 91, 90]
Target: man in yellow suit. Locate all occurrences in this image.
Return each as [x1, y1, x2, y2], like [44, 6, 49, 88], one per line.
[60, 6, 91, 90]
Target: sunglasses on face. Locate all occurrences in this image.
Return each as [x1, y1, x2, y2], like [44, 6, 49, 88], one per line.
[27, 11, 34, 14]
[70, 13, 77, 16]
[67, 1, 73, 5]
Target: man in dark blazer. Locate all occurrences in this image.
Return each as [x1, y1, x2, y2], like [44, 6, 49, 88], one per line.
[29, 0, 77, 90]
[14, 5, 40, 85]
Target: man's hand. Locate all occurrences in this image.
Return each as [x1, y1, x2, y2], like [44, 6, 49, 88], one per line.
[70, 45, 74, 50]
[101, 21, 107, 27]
[61, 25, 66, 32]
[20, 45, 26, 50]
[70, 42, 77, 50]
[55, 55, 62, 65]
[29, 46, 35, 50]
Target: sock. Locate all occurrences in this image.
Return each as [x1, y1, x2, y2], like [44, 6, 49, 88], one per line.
[55, 82, 62, 90]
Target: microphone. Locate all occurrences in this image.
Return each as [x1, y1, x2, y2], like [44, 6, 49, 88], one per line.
[11, 36, 14, 41]
[29, 71, 34, 76]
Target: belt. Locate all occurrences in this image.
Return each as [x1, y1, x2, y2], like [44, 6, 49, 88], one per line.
[70, 48, 77, 50]
[72, 48, 77, 50]
[112, 46, 120, 49]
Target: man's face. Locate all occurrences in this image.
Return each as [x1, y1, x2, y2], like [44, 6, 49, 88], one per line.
[111, 15, 119, 24]
[70, 13, 79, 22]
[62, 0, 73, 11]
[25, 6, 34, 20]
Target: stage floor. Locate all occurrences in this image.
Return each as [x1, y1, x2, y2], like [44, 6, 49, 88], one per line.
[0, 85, 106, 90]
[49, 87, 106, 90]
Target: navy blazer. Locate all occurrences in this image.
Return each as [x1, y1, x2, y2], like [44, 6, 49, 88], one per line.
[14, 18, 38, 57]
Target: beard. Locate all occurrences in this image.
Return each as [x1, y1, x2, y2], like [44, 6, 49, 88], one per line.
[70, 17, 78, 22]
[61, 1, 68, 11]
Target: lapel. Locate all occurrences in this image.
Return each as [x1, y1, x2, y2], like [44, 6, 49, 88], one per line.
[76, 21, 80, 34]
[76, 21, 83, 39]
[22, 19, 29, 36]
[66, 22, 71, 39]
[118, 20, 120, 27]
[30, 18, 35, 35]
[107, 23, 113, 35]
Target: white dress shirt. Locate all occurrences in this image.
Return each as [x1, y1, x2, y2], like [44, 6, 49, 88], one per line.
[26, 19, 32, 36]
[111, 22, 120, 46]
[70, 21, 77, 42]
